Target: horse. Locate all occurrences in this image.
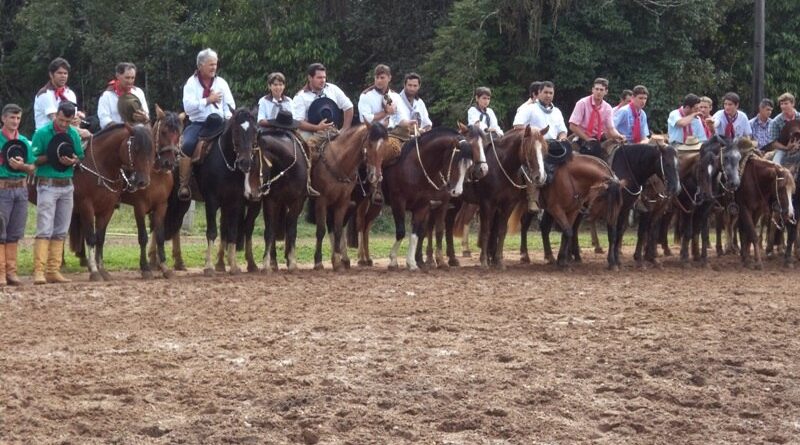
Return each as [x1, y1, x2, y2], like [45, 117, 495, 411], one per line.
[240, 128, 310, 272]
[68, 123, 154, 280]
[305, 123, 388, 271]
[674, 135, 741, 267]
[384, 127, 473, 270]
[735, 157, 795, 269]
[163, 107, 257, 276]
[460, 125, 547, 269]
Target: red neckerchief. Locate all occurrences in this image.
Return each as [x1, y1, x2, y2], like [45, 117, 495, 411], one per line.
[54, 122, 67, 134]
[195, 71, 218, 109]
[678, 107, 694, 142]
[630, 103, 641, 143]
[53, 84, 68, 101]
[701, 116, 712, 138]
[107, 79, 131, 97]
[1, 127, 18, 141]
[586, 97, 604, 139]
[724, 112, 736, 139]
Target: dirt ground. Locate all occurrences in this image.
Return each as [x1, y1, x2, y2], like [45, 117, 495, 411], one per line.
[2, 248, 800, 445]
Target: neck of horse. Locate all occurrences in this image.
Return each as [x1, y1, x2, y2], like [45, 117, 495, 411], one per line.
[617, 145, 659, 186]
[497, 136, 524, 175]
[330, 129, 367, 177]
[420, 138, 454, 179]
[90, 130, 127, 174]
[264, 135, 296, 169]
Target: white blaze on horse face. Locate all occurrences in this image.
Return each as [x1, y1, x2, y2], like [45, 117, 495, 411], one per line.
[452, 159, 470, 197]
[787, 186, 795, 220]
[707, 164, 714, 178]
[407, 233, 419, 270]
[535, 140, 546, 185]
[244, 172, 253, 199]
[240, 121, 250, 132]
[477, 138, 488, 177]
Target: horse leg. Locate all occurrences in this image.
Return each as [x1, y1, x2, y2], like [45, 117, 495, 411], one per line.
[172, 233, 187, 271]
[520, 210, 532, 264]
[203, 198, 219, 276]
[356, 201, 369, 266]
[494, 206, 513, 271]
[444, 206, 458, 267]
[313, 199, 327, 270]
[423, 208, 436, 267]
[784, 220, 797, 268]
[388, 202, 406, 270]
[679, 212, 692, 268]
[331, 205, 348, 272]
[407, 208, 429, 271]
[738, 209, 757, 269]
[82, 212, 102, 282]
[698, 205, 712, 268]
[590, 220, 603, 254]
[478, 203, 492, 269]
[540, 211, 556, 264]
[634, 211, 650, 267]
[714, 210, 725, 256]
[262, 202, 275, 273]
[243, 203, 259, 273]
[286, 206, 300, 272]
[362, 203, 380, 267]
[153, 204, 172, 279]
[135, 208, 153, 279]
[571, 213, 583, 264]
[435, 207, 448, 269]
[94, 212, 113, 281]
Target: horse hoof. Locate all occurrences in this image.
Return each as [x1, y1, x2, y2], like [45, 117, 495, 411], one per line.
[141, 270, 154, 280]
[388, 264, 399, 271]
[287, 264, 298, 273]
[407, 264, 419, 272]
[313, 263, 324, 271]
[636, 261, 647, 270]
[448, 258, 460, 267]
[681, 262, 691, 269]
[573, 257, 583, 264]
[462, 250, 471, 258]
[247, 264, 259, 273]
[203, 268, 215, 277]
[100, 270, 112, 281]
[215, 264, 226, 273]
[519, 255, 530, 264]
[229, 267, 241, 276]
[784, 261, 795, 269]
[79, 257, 88, 267]
[342, 260, 351, 270]
[753, 262, 764, 271]
[608, 264, 620, 272]
[437, 262, 450, 270]
[594, 247, 604, 254]
[162, 269, 175, 279]
[358, 259, 372, 267]
[89, 272, 102, 282]
[716, 248, 724, 257]
[174, 262, 187, 271]
[545, 256, 556, 265]
[494, 263, 507, 271]
[333, 263, 344, 272]
[662, 249, 672, 257]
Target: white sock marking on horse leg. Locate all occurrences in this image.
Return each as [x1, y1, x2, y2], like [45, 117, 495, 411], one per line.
[205, 239, 215, 270]
[389, 239, 402, 267]
[227, 243, 237, 272]
[87, 245, 98, 274]
[407, 233, 419, 270]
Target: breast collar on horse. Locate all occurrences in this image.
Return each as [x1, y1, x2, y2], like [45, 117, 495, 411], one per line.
[79, 132, 140, 193]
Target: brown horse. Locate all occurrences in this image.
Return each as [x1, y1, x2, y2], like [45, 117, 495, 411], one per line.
[69, 123, 154, 280]
[306, 123, 388, 271]
[460, 125, 547, 269]
[383, 127, 473, 270]
[735, 157, 795, 269]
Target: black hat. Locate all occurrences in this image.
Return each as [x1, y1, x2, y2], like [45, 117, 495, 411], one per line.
[46, 132, 76, 172]
[266, 108, 301, 130]
[0, 139, 28, 172]
[118, 93, 146, 125]
[199, 113, 226, 139]
[307, 97, 344, 129]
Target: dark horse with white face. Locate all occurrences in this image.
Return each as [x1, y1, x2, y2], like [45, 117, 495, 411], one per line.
[164, 108, 257, 275]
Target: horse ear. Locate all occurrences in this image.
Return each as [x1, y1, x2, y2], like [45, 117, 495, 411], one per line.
[457, 121, 468, 134]
[155, 104, 165, 119]
[539, 125, 549, 137]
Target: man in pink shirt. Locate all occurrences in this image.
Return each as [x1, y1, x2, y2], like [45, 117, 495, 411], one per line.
[569, 78, 625, 142]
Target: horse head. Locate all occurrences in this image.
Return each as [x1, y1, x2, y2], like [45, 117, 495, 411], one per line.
[364, 122, 389, 186]
[656, 141, 681, 196]
[228, 107, 257, 174]
[770, 163, 796, 226]
[121, 123, 155, 191]
[521, 126, 549, 186]
[152, 105, 183, 171]
[457, 122, 490, 181]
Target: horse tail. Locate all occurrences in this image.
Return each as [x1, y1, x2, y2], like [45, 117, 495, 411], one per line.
[68, 212, 83, 254]
[507, 201, 525, 235]
[606, 178, 623, 227]
[346, 210, 358, 248]
[305, 197, 316, 224]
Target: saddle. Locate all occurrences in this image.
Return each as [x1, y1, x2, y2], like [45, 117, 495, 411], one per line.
[383, 127, 411, 167]
[191, 114, 226, 163]
[543, 140, 573, 185]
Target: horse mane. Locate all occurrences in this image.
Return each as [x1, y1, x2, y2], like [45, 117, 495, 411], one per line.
[398, 127, 460, 161]
[93, 122, 128, 138]
[159, 111, 182, 132]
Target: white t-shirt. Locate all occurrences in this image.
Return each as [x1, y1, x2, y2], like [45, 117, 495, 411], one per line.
[97, 87, 150, 128]
[182, 74, 235, 123]
[357, 87, 402, 128]
[257, 95, 296, 122]
[394, 90, 433, 129]
[293, 82, 353, 122]
[467, 106, 503, 136]
[33, 85, 78, 130]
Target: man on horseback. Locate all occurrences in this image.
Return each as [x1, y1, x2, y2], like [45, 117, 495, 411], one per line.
[257, 72, 318, 196]
[667, 94, 707, 144]
[178, 48, 235, 200]
[712, 92, 752, 139]
[750, 98, 774, 151]
[568, 78, 625, 143]
[30, 101, 84, 284]
[97, 62, 149, 128]
[395, 73, 433, 133]
[699, 96, 715, 138]
[769, 93, 800, 165]
[613, 89, 633, 115]
[358, 64, 404, 160]
[0, 104, 36, 286]
[293, 62, 354, 148]
[515, 81, 542, 115]
[613, 85, 651, 144]
[33, 58, 91, 139]
[468, 87, 504, 136]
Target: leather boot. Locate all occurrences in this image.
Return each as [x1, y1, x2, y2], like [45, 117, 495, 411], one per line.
[301, 145, 320, 197]
[5, 242, 22, 285]
[0, 243, 6, 286]
[526, 183, 540, 212]
[177, 156, 193, 201]
[33, 238, 48, 284]
[46, 239, 71, 283]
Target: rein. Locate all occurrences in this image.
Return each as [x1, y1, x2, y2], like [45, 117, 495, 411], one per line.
[415, 129, 459, 190]
[79, 132, 138, 193]
[488, 131, 528, 189]
[257, 134, 300, 196]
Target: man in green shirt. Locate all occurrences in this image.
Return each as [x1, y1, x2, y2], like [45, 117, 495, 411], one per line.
[0, 104, 36, 285]
[30, 101, 83, 284]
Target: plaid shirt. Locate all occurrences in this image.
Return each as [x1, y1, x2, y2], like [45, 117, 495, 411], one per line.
[749, 116, 772, 150]
[768, 110, 800, 143]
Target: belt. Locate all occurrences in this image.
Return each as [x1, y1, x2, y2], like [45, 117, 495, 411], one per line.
[37, 178, 73, 187]
[0, 178, 27, 189]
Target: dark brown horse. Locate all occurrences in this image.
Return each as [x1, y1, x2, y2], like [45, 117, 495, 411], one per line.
[460, 125, 547, 269]
[240, 128, 311, 272]
[306, 123, 388, 271]
[383, 127, 473, 270]
[68, 123, 154, 280]
[735, 157, 795, 269]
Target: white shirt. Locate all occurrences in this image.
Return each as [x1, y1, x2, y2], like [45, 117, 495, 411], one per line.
[513, 102, 547, 129]
[468, 106, 504, 136]
[393, 90, 433, 129]
[293, 83, 353, 122]
[34, 86, 78, 130]
[97, 87, 149, 128]
[182, 74, 235, 123]
[257, 95, 296, 122]
[515, 102, 567, 140]
[357, 88, 402, 128]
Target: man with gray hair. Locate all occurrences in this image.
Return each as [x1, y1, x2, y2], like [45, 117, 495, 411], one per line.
[178, 48, 235, 200]
[97, 62, 149, 128]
